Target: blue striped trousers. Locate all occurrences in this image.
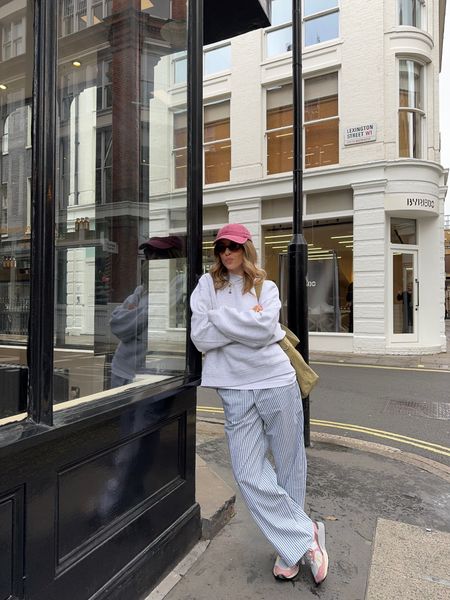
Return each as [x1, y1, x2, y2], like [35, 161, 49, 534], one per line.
[218, 382, 314, 567]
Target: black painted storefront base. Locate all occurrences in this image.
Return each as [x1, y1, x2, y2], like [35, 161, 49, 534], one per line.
[0, 383, 200, 600]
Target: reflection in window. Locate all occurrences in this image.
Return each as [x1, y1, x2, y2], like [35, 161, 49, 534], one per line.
[304, 0, 339, 47]
[54, 0, 189, 404]
[204, 45, 231, 77]
[266, 26, 292, 57]
[399, 60, 424, 158]
[390, 218, 417, 245]
[0, 1, 33, 420]
[264, 220, 353, 333]
[173, 56, 187, 84]
[173, 111, 187, 189]
[399, 0, 424, 28]
[266, 84, 293, 175]
[266, 0, 292, 58]
[305, 73, 339, 168]
[1, 16, 26, 61]
[204, 101, 231, 185]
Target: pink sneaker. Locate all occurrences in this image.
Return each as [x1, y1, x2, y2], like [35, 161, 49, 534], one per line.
[307, 521, 329, 584]
[272, 555, 299, 580]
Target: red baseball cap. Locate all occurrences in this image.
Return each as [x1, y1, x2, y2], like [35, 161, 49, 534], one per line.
[214, 223, 252, 245]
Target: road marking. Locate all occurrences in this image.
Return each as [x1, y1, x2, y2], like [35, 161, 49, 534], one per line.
[196, 407, 450, 457]
[311, 361, 450, 374]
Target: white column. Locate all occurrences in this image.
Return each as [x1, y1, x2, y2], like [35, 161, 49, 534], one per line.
[352, 180, 387, 354]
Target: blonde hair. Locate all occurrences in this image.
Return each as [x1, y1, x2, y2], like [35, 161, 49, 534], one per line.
[210, 239, 266, 294]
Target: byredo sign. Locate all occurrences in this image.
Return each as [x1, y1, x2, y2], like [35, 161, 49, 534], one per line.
[385, 193, 439, 217]
[344, 123, 377, 145]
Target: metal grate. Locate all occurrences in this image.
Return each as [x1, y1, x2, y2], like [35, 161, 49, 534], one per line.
[384, 399, 450, 420]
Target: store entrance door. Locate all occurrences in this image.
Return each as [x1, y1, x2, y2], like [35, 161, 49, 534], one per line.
[391, 250, 418, 342]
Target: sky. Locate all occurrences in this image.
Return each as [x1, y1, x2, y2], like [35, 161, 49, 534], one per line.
[440, 7, 450, 214]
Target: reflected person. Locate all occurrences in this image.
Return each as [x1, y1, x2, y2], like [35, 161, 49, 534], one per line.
[396, 281, 413, 333]
[109, 236, 183, 387]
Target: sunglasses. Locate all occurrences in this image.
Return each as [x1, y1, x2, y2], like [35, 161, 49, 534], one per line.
[214, 241, 243, 255]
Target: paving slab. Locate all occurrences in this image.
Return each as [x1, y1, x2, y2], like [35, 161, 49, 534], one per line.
[366, 519, 450, 600]
[161, 425, 450, 600]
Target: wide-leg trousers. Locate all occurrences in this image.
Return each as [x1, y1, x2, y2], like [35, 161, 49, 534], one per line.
[218, 381, 314, 567]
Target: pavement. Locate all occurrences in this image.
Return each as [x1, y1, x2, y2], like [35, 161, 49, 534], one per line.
[146, 322, 450, 600]
[309, 320, 450, 372]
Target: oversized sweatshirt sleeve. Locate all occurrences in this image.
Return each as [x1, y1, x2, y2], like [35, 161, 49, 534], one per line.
[208, 280, 284, 348]
[190, 275, 233, 352]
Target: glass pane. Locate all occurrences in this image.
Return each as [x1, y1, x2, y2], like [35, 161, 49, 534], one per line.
[399, 110, 422, 158]
[391, 218, 417, 245]
[263, 221, 354, 333]
[0, 1, 33, 422]
[399, 0, 422, 28]
[204, 45, 231, 76]
[204, 142, 231, 184]
[271, 0, 291, 25]
[174, 57, 187, 84]
[305, 96, 338, 121]
[304, 0, 338, 17]
[393, 253, 415, 334]
[305, 12, 339, 46]
[399, 60, 423, 109]
[55, 0, 188, 405]
[266, 25, 292, 57]
[305, 119, 339, 168]
[267, 128, 293, 174]
[267, 105, 293, 129]
[174, 148, 187, 189]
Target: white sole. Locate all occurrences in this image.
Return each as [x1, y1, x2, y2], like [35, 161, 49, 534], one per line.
[315, 521, 329, 584]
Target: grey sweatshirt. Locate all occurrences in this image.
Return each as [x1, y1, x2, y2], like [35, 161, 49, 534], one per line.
[190, 273, 293, 388]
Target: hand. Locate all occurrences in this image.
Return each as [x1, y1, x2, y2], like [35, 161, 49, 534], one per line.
[251, 304, 263, 312]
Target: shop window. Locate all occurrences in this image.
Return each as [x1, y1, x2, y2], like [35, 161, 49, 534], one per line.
[398, 0, 425, 28]
[1, 16, 26, 61]
[204, 101, 231, 185]
[266, 0, 292, 58]
[390, 218, 417, 245]
[0, 1, 33, 421]
[53, 0, 189, 405]
[399, 59, 424, 158]
[204, 45, 231, 77]
[263, 220, 353, 333]
[304, 0, 339, 47]
[305, 73, 339, 168]
[266, 84, 293, 175]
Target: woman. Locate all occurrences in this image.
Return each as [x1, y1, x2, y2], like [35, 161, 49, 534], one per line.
[190, 223, 328, 584]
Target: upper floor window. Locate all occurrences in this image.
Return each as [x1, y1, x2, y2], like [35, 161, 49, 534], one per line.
[266, 0, 292, 58]
[204, 101, 231, 185]
[398, 0, 425, 29]
[2, 16, 26, 61]
[305, 72, 339, 168]
[204, 45, 231, 77]
[304, 0, 339, 47]
[173, 101, 231, 188]
[398, 59, 424, 158]
[60, 0, 112, 36]
[266, 84, 293, 174]
[173, 111, 187, 189]
[173, 55, 187, 84]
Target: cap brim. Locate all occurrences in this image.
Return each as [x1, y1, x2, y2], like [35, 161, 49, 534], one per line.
[215, 234, 249, 244]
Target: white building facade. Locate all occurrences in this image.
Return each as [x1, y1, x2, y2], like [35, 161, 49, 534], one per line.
[165, 0, 448, 355]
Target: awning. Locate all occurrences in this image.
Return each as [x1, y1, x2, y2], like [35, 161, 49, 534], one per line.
[204, 0, 271, 46]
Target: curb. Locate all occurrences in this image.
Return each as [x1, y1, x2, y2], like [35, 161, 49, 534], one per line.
[311, 431, 450, 483]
